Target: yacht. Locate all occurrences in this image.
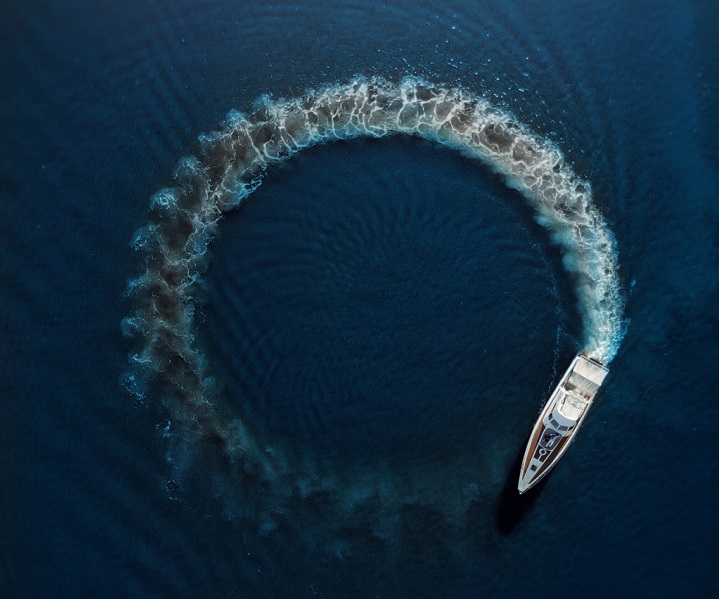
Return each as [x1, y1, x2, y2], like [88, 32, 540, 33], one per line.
[518, 354, 608, 493]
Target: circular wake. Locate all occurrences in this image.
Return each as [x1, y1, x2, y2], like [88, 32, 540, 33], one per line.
[122, 76, 624, 528]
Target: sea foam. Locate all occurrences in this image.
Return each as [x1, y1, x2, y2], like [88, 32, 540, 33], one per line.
[123, 75, 625, 519]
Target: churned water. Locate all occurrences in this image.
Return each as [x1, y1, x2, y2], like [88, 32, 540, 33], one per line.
[2, 0, 718, 596]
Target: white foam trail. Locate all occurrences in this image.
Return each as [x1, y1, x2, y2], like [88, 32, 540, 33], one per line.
[122, 75, 624, 505]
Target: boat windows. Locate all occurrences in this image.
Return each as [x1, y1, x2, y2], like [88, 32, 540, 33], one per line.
[548, 415, 571, 432]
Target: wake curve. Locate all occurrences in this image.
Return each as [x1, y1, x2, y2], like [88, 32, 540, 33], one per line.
[122, 75, 625, 517]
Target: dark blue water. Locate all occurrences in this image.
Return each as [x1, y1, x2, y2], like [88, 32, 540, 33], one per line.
[2, 0, 718, 596]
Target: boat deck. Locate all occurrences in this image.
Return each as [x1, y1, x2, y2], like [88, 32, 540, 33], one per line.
[518, 354, 608, 493]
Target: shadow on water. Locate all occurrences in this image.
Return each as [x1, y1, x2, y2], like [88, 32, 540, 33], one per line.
[493, 445, 549, 536]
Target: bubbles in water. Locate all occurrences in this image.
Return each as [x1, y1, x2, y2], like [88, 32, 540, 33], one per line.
[122, 75, 625, 534]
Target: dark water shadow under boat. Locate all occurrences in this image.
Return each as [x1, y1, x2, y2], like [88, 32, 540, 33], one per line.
[493, 443, 549, 536]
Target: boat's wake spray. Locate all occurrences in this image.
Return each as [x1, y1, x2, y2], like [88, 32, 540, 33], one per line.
[123, 76, 625, 514]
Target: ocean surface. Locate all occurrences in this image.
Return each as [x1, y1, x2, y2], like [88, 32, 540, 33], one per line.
[2, 0, 718, 596]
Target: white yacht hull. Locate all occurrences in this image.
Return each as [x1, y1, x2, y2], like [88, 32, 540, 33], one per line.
[518, 354, 608, 494]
